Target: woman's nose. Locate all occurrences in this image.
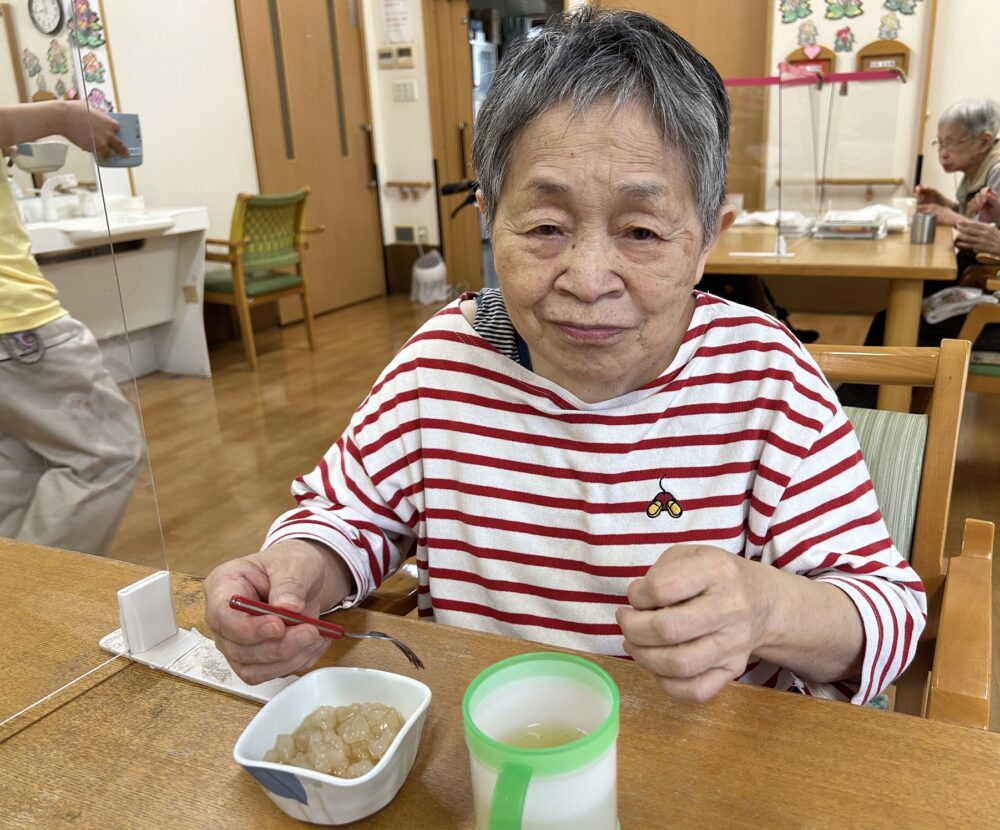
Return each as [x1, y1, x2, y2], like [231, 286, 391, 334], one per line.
[557, 234, 623, 300]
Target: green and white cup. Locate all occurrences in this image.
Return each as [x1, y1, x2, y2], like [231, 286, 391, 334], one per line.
[463, 653, 620, 830]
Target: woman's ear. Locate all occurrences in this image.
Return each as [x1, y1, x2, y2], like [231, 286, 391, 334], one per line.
[715, 203, 739, 236]
[476, 189, 487, 216]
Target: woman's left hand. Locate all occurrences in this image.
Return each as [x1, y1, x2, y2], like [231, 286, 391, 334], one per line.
[617, 545, 774, 703]
[955, 218, 1000, 257]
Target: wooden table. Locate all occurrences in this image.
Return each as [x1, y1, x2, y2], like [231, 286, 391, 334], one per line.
[705, 226, 957, 410]
[4, 538, 1000, 828]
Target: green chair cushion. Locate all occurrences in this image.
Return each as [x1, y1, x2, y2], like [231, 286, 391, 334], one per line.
[969, 359, 1000, 377]
[842, 406, 928, 563]
[204, 268, 304, 297]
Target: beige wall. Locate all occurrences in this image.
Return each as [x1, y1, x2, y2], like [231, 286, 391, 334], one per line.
[361, 0, 439, 245]
[90, 0, 1000, 254]
[101, 0, 259, 237]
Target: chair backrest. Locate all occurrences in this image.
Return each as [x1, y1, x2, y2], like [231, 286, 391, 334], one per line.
[806, 340, 970, 604]
[841, 406, 927, 563]
[230, 188, 310, 273]
[807, 341, 971, 716]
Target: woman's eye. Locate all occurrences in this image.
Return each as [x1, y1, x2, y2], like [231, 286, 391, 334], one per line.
[628, 227, 657, 241]
[532, 224, 561, 237]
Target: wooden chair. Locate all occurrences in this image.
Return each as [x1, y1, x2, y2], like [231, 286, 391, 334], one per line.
[808, 340, 994, 728]
[204, 189, 324, 370]
[957, 258, 1000, 395]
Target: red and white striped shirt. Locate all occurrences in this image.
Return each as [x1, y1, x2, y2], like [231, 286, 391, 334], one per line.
[266, 291, 926, 704]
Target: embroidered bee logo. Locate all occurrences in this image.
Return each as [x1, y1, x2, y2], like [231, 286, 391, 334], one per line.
[646, 478, 683, 519]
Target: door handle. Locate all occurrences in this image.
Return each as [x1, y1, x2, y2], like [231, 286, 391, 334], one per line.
[361, 123, 377, 188]
[457, 121, 467, 178]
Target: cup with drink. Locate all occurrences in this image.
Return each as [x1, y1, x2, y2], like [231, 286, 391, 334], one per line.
[463, 652, 620, 830]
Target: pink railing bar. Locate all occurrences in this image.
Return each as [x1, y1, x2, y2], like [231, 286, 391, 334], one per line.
[723, 68, 903, 89]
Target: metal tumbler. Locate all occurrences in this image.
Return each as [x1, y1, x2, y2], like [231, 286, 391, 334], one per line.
[910, 212, 937, 244]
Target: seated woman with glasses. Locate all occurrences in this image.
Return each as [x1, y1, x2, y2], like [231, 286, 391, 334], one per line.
[915, 99, 1000, 230]
[840, 99, 1000, 406]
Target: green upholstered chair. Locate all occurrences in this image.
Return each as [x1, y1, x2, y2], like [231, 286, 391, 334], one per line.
[204, 188, 324, 370]
[809, 340, 994, 728]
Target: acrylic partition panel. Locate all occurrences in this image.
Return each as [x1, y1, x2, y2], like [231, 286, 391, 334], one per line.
[725, 76, 819, 261]
[0, 0, 173, 730]
[819, 72, 906, 211]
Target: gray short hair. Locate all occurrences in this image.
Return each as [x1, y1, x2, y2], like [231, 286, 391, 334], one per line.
[472, 6, 730, 246]
[939, 99, 1000, 139]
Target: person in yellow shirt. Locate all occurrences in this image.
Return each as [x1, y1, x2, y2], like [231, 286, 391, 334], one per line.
[1, 101, 144, 554]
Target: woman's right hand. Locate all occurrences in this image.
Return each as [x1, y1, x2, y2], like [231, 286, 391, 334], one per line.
[914, 184, 948, 207]
[59, 100, 128, 160]
[204, 539, 350, 684]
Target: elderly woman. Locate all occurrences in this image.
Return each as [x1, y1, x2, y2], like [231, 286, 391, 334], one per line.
[915, 98, 1000, 229]
[204, 8, 924, 705]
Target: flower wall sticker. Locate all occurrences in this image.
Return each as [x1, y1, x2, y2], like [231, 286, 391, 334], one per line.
[825, 0, 863, 19]
[884, 0, 916, 13]
[68, 0, 106, 48]
[878, 12, 902, 38]
[82, 52, 106, 83]
[781, 0, 813, 24]
[834, 26, 856, 52]
[22, 49, 42, 78]
[797, 20, 819, 45]
[48, 39, 69, 74]
[87, 87, 113, 113]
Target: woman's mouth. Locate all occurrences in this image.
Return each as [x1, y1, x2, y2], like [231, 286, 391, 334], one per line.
[551, 322, 627, 342]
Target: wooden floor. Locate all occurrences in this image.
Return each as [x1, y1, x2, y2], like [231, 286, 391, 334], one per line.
[110, 297, 1000, 727]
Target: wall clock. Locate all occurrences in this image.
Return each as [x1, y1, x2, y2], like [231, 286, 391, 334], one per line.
[29, 0, 64, 35]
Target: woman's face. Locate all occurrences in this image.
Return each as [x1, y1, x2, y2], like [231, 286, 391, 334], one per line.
[935, 121, 993, 174]
[486, 99, 732, 403]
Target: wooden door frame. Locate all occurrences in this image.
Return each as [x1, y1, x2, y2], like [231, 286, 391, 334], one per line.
[423, 0, 482, 290]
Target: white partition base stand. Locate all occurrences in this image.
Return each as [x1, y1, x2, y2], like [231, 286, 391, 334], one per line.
[100, 570, 294, 703]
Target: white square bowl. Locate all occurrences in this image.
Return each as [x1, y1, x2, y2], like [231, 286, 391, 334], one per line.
[233, 667, 432, 825]
[14, 141, 69, 173]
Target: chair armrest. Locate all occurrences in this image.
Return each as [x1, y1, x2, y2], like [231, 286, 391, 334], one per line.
[301, 225, 326, 235]
[975, 252, 1000, 265]
[205, 251, 237, 264]
[987, 278, 1000, 293]
[206, 237, 250, 248]
[926, 518, 994, 729]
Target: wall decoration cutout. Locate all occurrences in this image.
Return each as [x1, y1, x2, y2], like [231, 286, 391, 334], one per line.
[22, 48, 42, 78]
[883, 0, 916, 13]
[36, 73, 48, 91]
[47, 38, 68, 74]
[834, 26, 856, 52]
[55, 77, 66, 97]
[68, 0, 106, 49]
[86, 87, 112, 112]
[878, 12, 901, 38]
[797, 20, 819, 45]
[780, 1, 813, 24]
[82, 51, 105, 83]
[825, 1, 863, 20]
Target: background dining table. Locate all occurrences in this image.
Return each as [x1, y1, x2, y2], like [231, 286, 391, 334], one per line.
[3, 537, 1000, 829]
[704, 226, 958, 411]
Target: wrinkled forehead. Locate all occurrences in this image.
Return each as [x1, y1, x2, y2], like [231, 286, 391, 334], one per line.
[501, 99, 695, 208]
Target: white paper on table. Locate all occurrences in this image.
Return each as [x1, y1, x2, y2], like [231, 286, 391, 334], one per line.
[100, 627, 296, 703]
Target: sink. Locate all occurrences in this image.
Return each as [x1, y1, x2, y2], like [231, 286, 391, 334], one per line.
[48, 211, 176, 243]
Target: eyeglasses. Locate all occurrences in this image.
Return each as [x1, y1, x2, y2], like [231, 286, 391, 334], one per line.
[931, 136, 976, 151]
